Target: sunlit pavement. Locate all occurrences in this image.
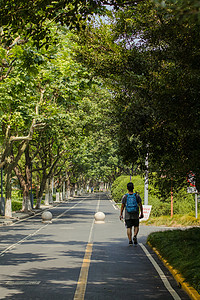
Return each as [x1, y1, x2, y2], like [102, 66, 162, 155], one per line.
[0, 193, 190, 299]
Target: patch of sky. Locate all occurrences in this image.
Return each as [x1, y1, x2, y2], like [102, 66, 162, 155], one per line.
[89, 3, 146, 50]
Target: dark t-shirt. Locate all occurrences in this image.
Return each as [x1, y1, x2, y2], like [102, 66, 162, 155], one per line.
[122, 193, 142, 220]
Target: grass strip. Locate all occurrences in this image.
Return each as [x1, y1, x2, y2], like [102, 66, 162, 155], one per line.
[147, 228, 200, 294]
[143, 214, 200, 227]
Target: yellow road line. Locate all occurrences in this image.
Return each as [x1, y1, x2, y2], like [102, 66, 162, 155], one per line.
[74, 197, 98, 300]
[73, 242, 93, 300]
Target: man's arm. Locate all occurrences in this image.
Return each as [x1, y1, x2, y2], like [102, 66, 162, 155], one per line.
[120, 203, 125, 220]
[139, 202, 144, 219]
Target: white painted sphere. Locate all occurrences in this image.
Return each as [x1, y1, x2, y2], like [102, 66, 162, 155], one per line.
[94, 212, 105, 223]
[42, 211, 52, 223]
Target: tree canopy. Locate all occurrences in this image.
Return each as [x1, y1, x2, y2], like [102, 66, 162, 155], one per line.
[1, 0, 200, 217]
[74, 0, 200, 189]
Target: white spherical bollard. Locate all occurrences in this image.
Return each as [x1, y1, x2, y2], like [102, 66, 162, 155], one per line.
[42, 211, 53, 223]
[94, 211, 105, 224]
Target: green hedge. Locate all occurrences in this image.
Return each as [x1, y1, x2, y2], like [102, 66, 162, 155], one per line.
[111, 175, 196, 217]
[111, 175, 146, 202]
[147, 228, 200, 293]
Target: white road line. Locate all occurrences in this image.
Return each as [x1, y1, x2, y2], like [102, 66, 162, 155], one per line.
[112, 204, 118, 210]
[109, 199, 118, 210]
[0, 224, 48, 256]
[0, 198, 85, 257]
[10, 210, 48, 226]
[10, 195, 90, 226]
[53, 199, 85, 220]
[96, 195, 101, 212]
[139, 243, 181, 300]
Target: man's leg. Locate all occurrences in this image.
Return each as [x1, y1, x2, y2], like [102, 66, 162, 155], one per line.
[127, 227, 132, 242]
[134, 226, 139, 237]
[125, 220, 133, 244]
[133, 226, 139, 244]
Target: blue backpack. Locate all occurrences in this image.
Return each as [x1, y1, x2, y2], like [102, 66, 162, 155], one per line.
[126, 193, 139, 213]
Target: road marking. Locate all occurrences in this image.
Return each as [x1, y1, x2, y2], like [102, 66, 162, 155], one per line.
[53, 199, 85, 221]
[74, 219, 95, 300]
[73, 242, 93, 300]
[109, 199, 118, 210]
[10, 196, 88, 226]
[0, 224, 49, 257]
[139, 243, 181, 300]
[74, 197, 97, 300]
[10, 210, 49, 226]
[0, 198, 85, 257]
[4, 281, 41, 285]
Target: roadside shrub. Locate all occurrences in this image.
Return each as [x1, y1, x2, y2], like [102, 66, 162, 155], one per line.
[148, 197, 171, 217]
[12, 200, 22, 212]
[111, 175, 196, 217]
[111, 175, 145, 203]
[111, 176, 130, 202]
[173, 188, 194, 214]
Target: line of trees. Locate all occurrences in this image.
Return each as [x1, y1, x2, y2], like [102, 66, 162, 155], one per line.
[1, 0, 200, 217]
[0, 28, 124, 217]
[0, 1, 128, 217]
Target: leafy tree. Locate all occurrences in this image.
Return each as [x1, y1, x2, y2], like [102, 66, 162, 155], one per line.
[0, 47, 46, 216]
[153, 0, 200, 23]
[0, 0, 142, 216]
[74, 0, 200, 192]
[58, 80, 121, 191]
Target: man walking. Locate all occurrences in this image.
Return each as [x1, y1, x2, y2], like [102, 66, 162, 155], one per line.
[120, 182, 143, 245]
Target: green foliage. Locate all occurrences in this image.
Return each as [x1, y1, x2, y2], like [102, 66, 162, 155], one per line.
[112, 175, 198, 217]
[148, 198, 171, 217]
[147, 228, 200, 293]
[111, 174, 170, 216]
[173, 189, 195, 214]
[12, 200, 22, 212]
[153, 0, 200, 24]
[148, 174, 195, 216]
[2, 0, 200, 209]
[111, 175, 130, 202]
[111, 175, 145, 202]
[75, 0, 200, 189]
[145, 214, 200, 226]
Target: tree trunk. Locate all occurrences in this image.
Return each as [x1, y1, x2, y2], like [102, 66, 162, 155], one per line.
[36, 196, 43, 209]
[14, 149, 32, 213]
[22, 194, 32, 212]
[35, 175, 47, 209]
[21, 182, 32, 213]
[4, 170, 12, 218]
[44, 179, 50, 205]
[66, 173, 71, 199]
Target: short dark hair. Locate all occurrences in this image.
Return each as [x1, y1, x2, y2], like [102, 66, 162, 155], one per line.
[127, 182, 134, 192]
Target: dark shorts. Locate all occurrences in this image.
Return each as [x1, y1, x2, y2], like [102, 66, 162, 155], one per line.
[125, 219, 139, 228]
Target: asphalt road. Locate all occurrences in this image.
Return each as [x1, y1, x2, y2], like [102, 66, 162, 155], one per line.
[0, 193, 190, 300]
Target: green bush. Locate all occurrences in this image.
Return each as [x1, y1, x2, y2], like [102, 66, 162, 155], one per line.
[111, 175, 196, 217]
[111, 175, 130, 202]
[111, 174, 155, 204]
[173, 188, 195, 214]
[148, 197, 171, 216]
[12, 200, 22, 211]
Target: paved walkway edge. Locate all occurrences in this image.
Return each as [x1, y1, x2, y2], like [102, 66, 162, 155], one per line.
[147, 241, 200, 300]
